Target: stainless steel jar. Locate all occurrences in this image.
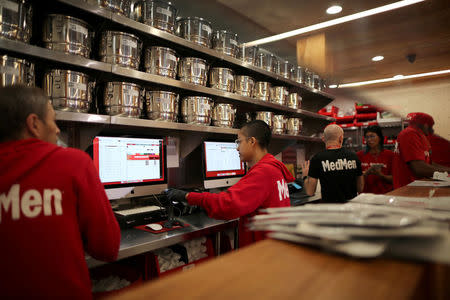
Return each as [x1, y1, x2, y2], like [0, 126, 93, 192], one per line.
[272, 115, 286, 134]
[140, 0, 177, 34]
[239, 45, 258, 66]
[234, 75, 255, 97]
[212, 103, 235, 128]
[44, 69, 93, 113]
[178, 57, 208, 86]
[293, 66, 307, 84]
[313, 73, 321, 90]
[100, 31, 142, 69]
[212, 30, 238, 58]
[181, 96, 213, 125]
[43, 14, 92, 58]
[0, 54, 34, 86]
[145, 46, 177, 78]
[287, 92, 302, 109]
[209, 67, 234, 92]
[255, 111, 273, 128]
[270, 86, 288, 106]
[253, 81, 271, 101]
[176, 17, 212, 48]
[145, 90, 178, 121]
[280, 61, 293, 80]
[0, 0, 32, 42]
[85, 0, 130, 16]
[256, 52, 278, 73]
[287, 118, 302, 135]
[104, 81, 142, 118]
[305, 70, 314, 88]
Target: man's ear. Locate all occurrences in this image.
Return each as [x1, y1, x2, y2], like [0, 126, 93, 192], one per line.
[25, 113, 42, 139]
[249, 136, 257, 146]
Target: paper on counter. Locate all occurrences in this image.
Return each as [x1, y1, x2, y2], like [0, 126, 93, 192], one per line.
[433, 171, 449, 182]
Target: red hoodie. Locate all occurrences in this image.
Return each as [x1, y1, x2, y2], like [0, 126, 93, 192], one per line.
[0, 139, 120, 299]
[187, 153, 295, 248]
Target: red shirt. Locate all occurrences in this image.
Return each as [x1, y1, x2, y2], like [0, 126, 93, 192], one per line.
[428, 134, 450, 167]
[393, 126, 432, 188]
[357, 149, 394, 194]
[187, 153, 295, 248]
[0, 139, 120, 299]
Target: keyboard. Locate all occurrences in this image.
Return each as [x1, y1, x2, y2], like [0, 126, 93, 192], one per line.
[115, 205, 162, 217]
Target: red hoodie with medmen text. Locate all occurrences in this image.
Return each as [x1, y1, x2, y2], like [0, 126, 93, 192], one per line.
[0, 139, 120, 299]
[187, 153, 295, 248]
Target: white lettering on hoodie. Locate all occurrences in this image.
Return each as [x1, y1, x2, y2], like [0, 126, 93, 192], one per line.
[277, 179, 289, 201]
[0, 184, 63, 223]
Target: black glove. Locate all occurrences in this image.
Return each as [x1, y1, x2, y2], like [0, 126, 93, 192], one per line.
[166, 188, 188, 205]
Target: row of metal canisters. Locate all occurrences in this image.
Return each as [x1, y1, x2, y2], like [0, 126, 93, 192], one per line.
[250, 112, 303, 135]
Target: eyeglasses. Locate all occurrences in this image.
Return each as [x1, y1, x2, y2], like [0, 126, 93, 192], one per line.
[365, 134, 378, 140]
[235, 137, 251, 147]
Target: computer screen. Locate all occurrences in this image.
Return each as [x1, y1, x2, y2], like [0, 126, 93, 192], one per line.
[93, 136, 167, 198]
[203, 141, 246, 189]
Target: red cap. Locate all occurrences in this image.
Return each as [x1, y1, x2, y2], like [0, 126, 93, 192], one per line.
[406, 112, 434, 127]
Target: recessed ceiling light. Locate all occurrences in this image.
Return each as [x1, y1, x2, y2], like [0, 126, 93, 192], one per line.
[327, 5, 342, 14]
[244, 0, 425, 47]
[337, 69, 450, 88]
[372, 55, 384, 62]
[328, 84, 338, 88]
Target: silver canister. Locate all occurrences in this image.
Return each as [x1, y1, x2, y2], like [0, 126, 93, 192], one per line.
[234, 75, 255, 97]
[313, 73, 321, 90]
[181, 96, 213, 125]
[43, 14, 92, 58]
[104, 81, 142, 118]
[209, 67, 234, 92]
[212, 30, 239, 58]
[140, 0, 177, 34]
[255, 111, 273, 128]
[287, 93, 302, 109]
[272, 115, 286, 134]
[0, 54, 34, 86]
[293, 66, 307, 84]
[253, 81, 271, 101]
[176, 17, 212, 48]
[269, 86, 288, 106]
[100, 0, 130, 16]
[145, 46, 177, 78]
[280, 61, 293, 80]
[44, 69, 93, 113]
[238, 45, 258, 66]
[287, 118, 302, 135]
[145, 90, 178, 121]
[212, 103, 235, 128]
[178, 57, 208, 86]
[305, 69, 314, 88]
[100, 31, 142, 69]
[256, 52, 278, 73]
[0, 0, 32, 42]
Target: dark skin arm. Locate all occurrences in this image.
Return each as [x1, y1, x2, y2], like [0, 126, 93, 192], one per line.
[409, 160, 450, 178]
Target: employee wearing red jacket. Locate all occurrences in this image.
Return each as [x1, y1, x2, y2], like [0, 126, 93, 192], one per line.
[0, 87, 120, 299]
[167, 120, 295, 248]
[357, 125, 394, 194]
[392, 112, 450, 188]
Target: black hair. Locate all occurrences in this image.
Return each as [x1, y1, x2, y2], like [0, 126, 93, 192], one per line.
[0, 86, 49, 143]
[364, 125, 384, 153]
[241, 120, 271, 149]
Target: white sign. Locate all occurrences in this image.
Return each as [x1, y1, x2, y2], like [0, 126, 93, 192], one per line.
[69, 22, 88, 36]
[67, 81, 87, 91]
[122, 38, 137, 49]
[156, 6, 172, 17]
[201, 24, 211, 34]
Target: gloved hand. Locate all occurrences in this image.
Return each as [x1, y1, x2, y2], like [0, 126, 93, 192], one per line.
[166, 188, 188, 205]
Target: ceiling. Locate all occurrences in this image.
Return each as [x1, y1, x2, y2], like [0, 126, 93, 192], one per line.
[174, 0, 450, 85]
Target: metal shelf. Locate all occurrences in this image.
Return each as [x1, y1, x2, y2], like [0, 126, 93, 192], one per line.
[272, 133, 322, 142]
[0, 39, 112, 73]
[56, 0, 335, 107]
[55, 111, 111, 123]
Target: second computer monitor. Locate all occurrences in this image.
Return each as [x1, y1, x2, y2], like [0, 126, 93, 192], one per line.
[202, 140, 246, 189]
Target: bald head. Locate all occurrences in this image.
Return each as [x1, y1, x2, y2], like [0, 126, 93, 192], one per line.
[323, 124, 344, 144]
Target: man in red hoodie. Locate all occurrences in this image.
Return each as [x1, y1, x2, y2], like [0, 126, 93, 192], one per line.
[167, 120, 295, 248]
[0, 86, 121, 299]
[392, 112, 450, 188]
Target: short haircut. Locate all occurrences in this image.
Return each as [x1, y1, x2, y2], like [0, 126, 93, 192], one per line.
[241, 120, 271, 149]
[323, 124, 343, 143]
[364, 125, 384, 153]
[0, 86, 49, 142]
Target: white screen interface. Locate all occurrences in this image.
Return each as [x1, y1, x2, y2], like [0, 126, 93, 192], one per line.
[204, 141, 245, 177]
[96, 136, 164, 185]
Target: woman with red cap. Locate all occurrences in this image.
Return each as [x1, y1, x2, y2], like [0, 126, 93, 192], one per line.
[392, 112, 450, 188]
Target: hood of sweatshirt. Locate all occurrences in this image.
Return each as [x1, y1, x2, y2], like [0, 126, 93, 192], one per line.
[0, 139, 61, 191]
[253, 153, 295, 182]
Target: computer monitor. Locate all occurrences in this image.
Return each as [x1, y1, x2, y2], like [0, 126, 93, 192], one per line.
[202, 140, 246, 189]
[93, 136, 167, 200]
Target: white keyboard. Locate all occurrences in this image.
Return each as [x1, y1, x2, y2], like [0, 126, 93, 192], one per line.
[115, 206, 162, 216]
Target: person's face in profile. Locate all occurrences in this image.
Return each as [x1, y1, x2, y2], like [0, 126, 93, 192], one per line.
[236, 131, 253, 162]
[40, 102, 60, 145]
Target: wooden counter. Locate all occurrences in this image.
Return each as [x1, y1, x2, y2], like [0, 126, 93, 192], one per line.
[107, 184, 450, 300]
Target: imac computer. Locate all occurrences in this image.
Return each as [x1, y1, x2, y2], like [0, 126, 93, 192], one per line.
[202, 140, 246, 189]
[93, 136, 167, 200]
